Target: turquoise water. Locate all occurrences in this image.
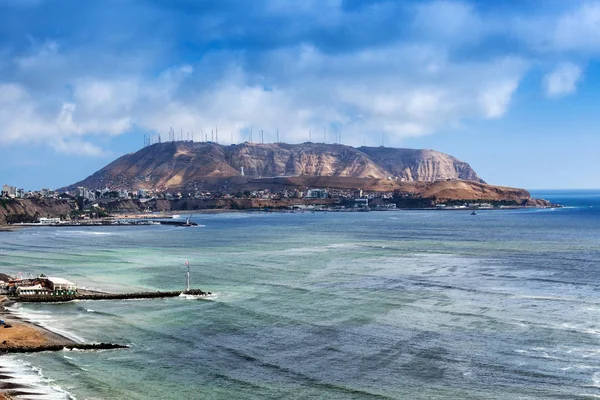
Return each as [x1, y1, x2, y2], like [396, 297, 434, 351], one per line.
[2, 192, 600, 399]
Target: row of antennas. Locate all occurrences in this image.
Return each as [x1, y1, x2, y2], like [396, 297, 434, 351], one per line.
[144, 127, 361, 147]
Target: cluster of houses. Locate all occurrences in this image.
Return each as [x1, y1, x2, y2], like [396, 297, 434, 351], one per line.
[1, 183, 150, 201]
[2, 184, 60, 200]
[0, 275, 77, 297]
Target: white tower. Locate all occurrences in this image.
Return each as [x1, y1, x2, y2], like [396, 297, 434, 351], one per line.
[185, 261, 190, 292]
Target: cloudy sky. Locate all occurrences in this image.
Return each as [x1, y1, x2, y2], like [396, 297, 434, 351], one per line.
[1, 0, 599, 190]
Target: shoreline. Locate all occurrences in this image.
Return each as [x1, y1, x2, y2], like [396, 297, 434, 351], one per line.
[0, 204, 564, 230]
[0, 297, 76, 399]
[0, 297, 127, 399]
[0, 297, 78, 350]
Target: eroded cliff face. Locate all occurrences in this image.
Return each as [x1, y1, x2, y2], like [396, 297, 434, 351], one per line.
[0, 199, 76, 225]
[65, 142, 483, 191]
[226, 143, 390, 178]
[358, 147, 483, 183]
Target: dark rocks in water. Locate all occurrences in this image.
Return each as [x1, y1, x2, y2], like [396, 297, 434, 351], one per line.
[1, 342, 129, 354]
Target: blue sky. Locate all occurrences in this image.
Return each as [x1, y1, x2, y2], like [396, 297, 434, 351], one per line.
[0, 0, 599, 190]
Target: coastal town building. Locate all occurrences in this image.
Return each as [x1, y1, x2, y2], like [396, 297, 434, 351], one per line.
[2, 184, 17, 198]
[354, 198, 369, 208]
[38, 217, 61, 225]
[16, 284, 50, 296]
[0, 275, 77, 297]
[305, 189, 328, 199]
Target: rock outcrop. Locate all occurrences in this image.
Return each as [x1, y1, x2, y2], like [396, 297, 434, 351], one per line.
[64, 142, 484, 191]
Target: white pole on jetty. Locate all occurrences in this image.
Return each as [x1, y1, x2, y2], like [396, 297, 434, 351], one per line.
[185, 260, 190, 292]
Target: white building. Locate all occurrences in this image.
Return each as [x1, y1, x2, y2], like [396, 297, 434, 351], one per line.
[354, 198, 369, 208]
[305, 189, 328, 199]
[76, 187, 88, 198]
[16, 284, 51, 296]
[45, 277, 77, 295]
[2, 184, 17, 198]
[38, 217, 61, 225]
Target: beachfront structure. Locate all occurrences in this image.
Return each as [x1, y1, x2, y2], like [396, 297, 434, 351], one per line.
[16, 284, 51, 296]
[38, 217, 61, 225]
[42, 277, 77, 295]
[2, 275, 78, 297]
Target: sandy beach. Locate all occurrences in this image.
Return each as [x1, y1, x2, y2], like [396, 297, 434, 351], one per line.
[0, 297, 74, 351]
[0, 297, 75, 399]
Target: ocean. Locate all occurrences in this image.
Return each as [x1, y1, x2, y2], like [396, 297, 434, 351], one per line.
[1, 190, 600, 399]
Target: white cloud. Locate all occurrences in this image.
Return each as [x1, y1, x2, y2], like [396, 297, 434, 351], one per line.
[543, 62, 583, 98]
[3, 0, 573, 154]
[51, 138, 106, 157]
[554, 3, 600, 53]
[0, 40, 530, 151]
[516, 2, 600, 55]
[479, 79, 520, 118]
[413, 0, 484, 46]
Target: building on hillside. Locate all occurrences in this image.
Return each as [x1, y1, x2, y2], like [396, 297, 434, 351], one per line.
[76, 187, 88, 198]
[305, 189, 328, 199]
[354, 198, 369, 208]
[2, 184, 17, 198]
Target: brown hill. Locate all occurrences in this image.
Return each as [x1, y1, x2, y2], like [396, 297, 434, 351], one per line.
[242, 176, 530, 202]
[65, 142, 483, 191]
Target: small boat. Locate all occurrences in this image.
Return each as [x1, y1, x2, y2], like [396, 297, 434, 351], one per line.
[471, 211, 477, 215]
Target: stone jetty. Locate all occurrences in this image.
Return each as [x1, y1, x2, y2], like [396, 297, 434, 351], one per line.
[2, 342, 129, 354]
[12, 289, 210, 303]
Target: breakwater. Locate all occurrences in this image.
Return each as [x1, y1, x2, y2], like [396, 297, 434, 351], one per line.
[12, 289, 210, 303]
[1, 342, 129, 354]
